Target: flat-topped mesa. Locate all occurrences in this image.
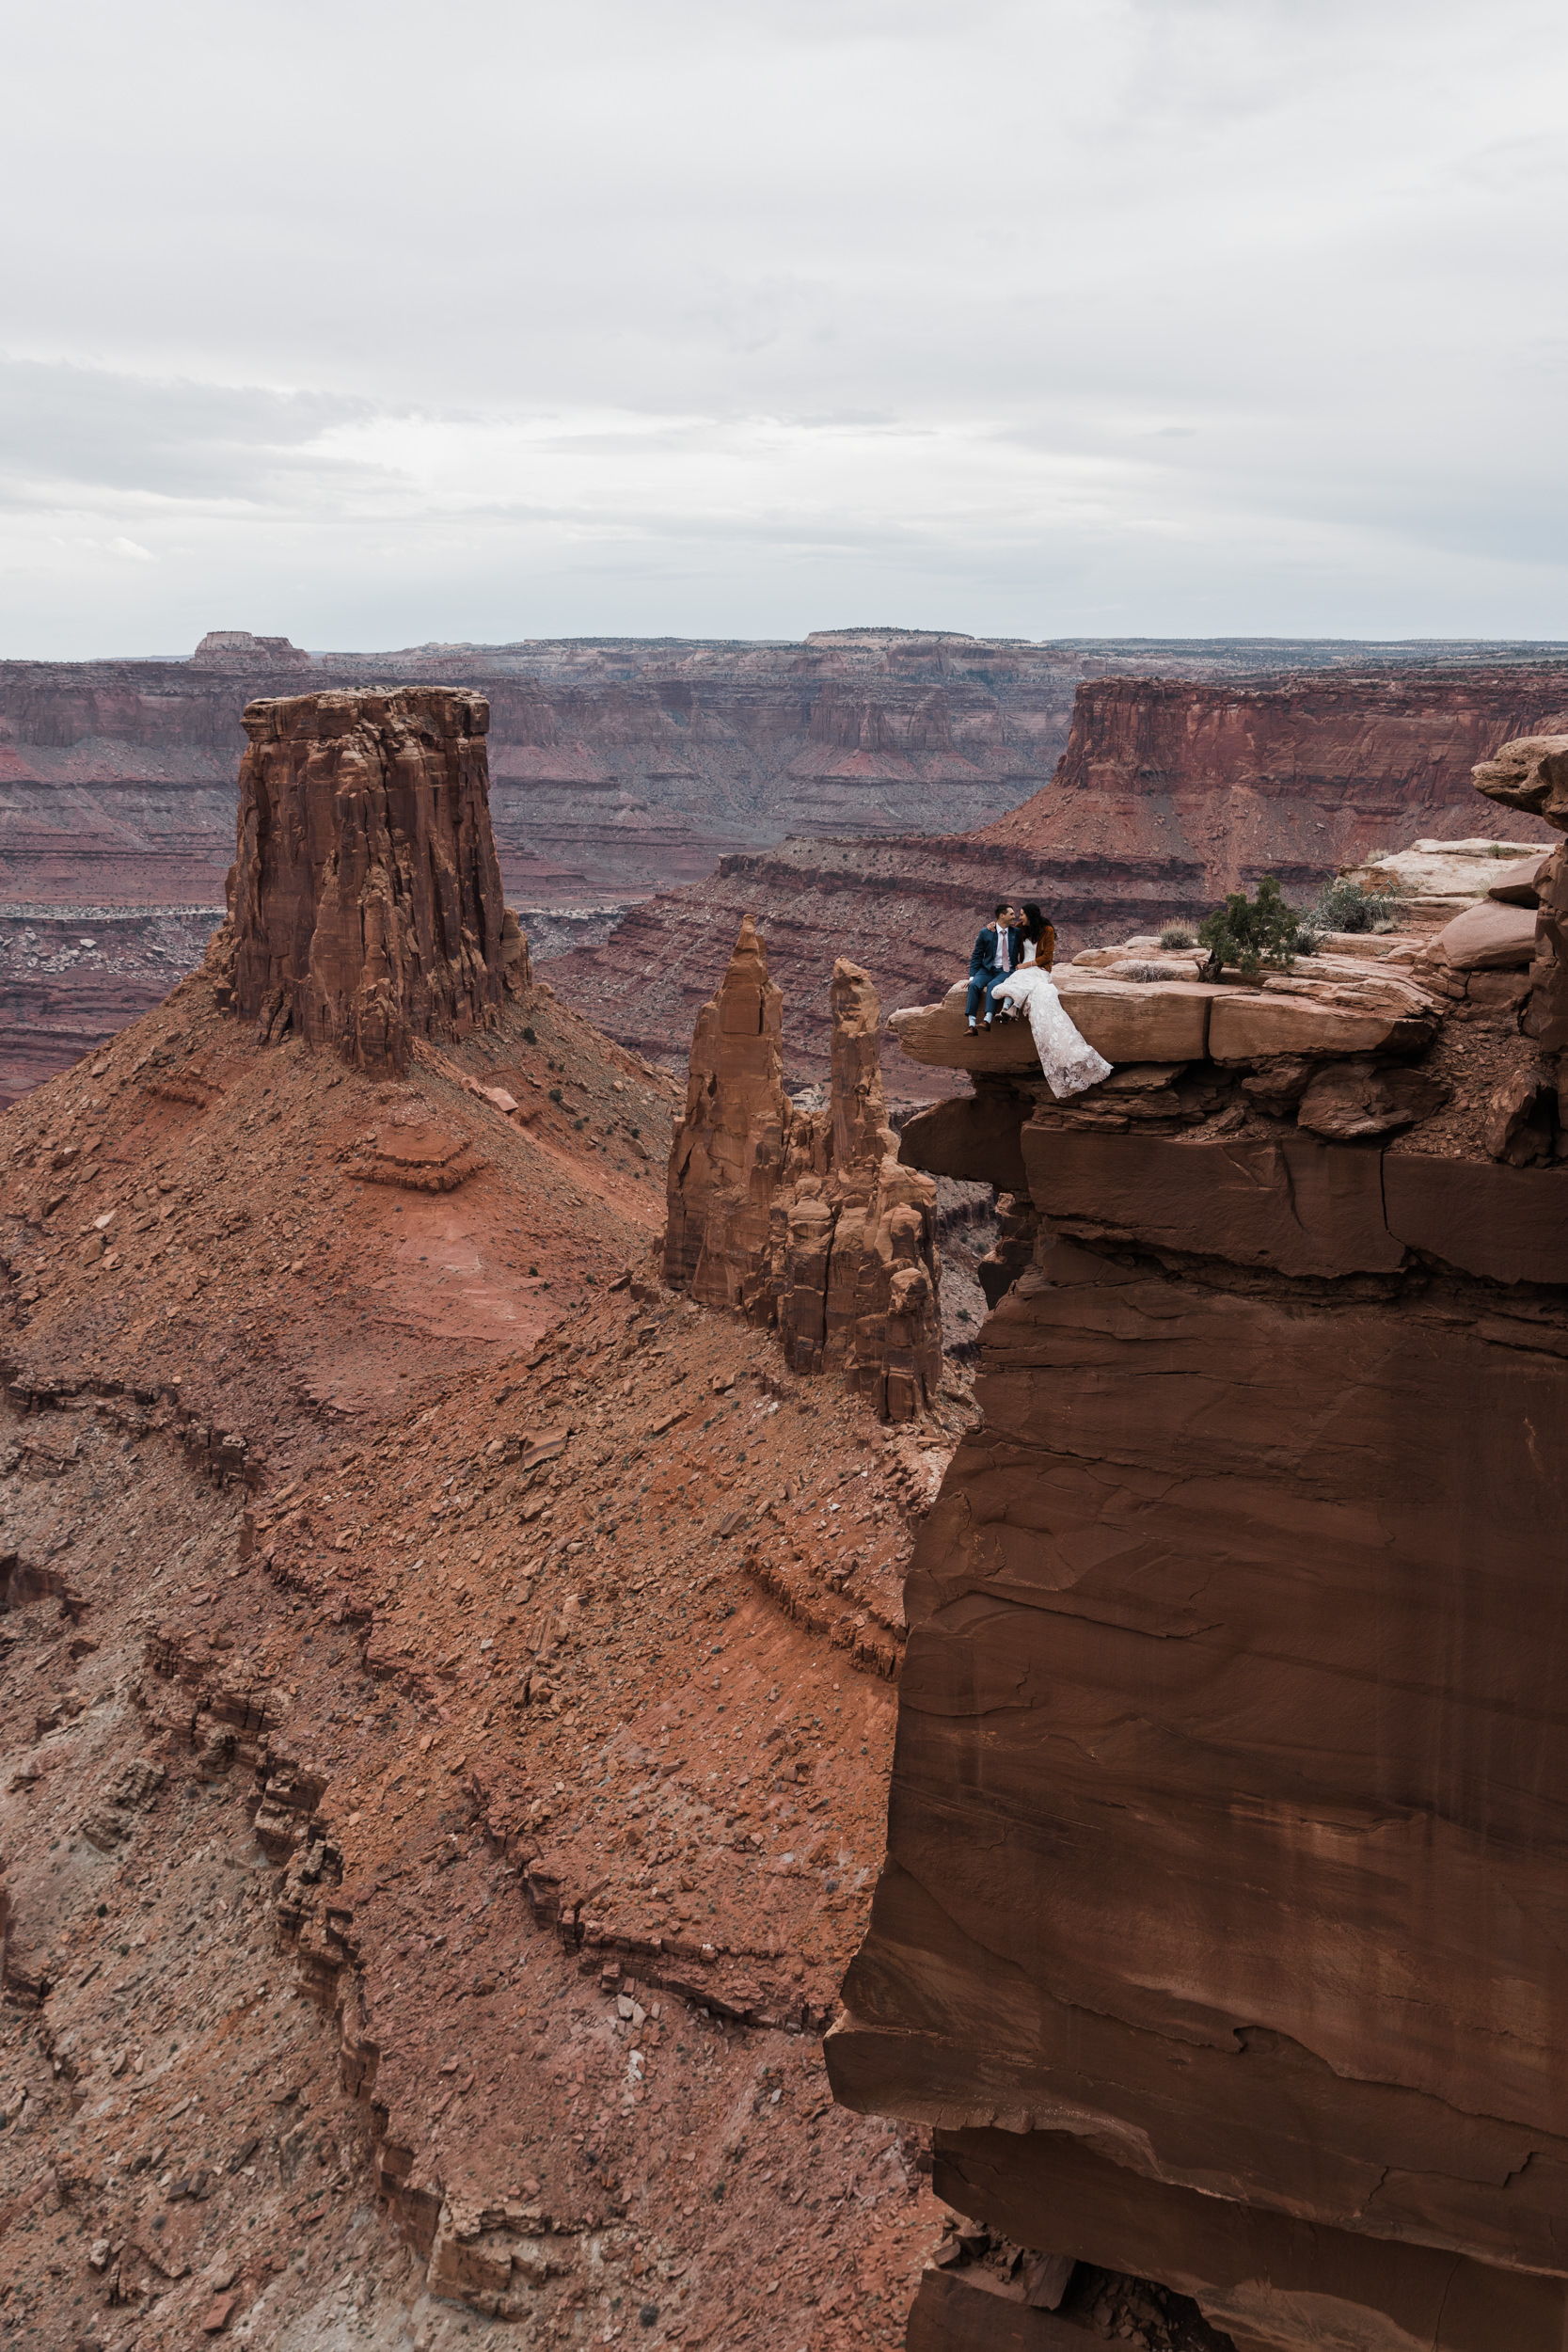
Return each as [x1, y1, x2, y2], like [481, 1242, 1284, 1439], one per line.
[664, 924, 941, 1419]
[223, 687, 529, 1073]
[191, 628, 314, 671]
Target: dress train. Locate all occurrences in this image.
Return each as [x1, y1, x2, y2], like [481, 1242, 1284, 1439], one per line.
[992, 960, 1112, 1100]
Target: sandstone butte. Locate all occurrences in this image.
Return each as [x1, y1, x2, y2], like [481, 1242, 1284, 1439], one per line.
[824, 739, 1568, 2350]
[3, 685, 1568, 2352]
[546, 664, 1563, 1090]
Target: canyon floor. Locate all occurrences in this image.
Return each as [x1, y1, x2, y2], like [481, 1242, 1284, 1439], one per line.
[0, 961, 985, 2351]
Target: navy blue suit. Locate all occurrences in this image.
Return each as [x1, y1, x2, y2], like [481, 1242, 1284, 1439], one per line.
[966, 924, 1022, 1023]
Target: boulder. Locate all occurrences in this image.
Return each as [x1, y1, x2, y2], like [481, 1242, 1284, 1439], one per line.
[1208, 988, 1436, 1062]
[1525, 845, 1568, 1054]
[1488, 852, 1553, 906]
[1296, 1059, 1449, 1140]
[1472, 735, 1568, 831]
[1429, 898, 1540, 972]
[1483, 1067, 1557, 1168]
[905, 2265, 1085, 2352]
[1348, 836, 1552, 908]
[888, 978, 1213, 1073]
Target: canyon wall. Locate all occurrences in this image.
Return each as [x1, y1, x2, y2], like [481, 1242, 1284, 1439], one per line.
[0, 629, 1087, 919]
[982, 667, 1565, 894]
[829, 752, 1568, 2351]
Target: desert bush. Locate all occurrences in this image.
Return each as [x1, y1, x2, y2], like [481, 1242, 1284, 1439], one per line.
[1295, 876, 1400, 951]
[1159, 921, 1198, 948]
[1197, 875, 1299, 978]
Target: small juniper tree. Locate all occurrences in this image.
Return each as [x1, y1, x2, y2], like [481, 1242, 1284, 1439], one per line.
[1197, 874, 1299, 978]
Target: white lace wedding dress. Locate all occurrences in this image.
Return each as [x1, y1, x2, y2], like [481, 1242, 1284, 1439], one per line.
[993, 943, 1113, 1100]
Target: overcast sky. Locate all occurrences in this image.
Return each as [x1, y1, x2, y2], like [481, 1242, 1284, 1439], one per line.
[4, 0, 1566, 656]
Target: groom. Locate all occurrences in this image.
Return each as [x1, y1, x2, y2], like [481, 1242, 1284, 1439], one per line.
[966, 901, 1022, 1031]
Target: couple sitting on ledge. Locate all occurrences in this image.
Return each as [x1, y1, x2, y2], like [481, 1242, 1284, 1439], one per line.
[965, 898, 1112, 1101]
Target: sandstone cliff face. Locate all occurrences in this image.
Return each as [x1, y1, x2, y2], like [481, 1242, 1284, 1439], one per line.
[226, 687, 523, 1072]
[983, 668, 1563, 898]
[831, 749, 1568, 2351]
[665, 922, 942, 1418]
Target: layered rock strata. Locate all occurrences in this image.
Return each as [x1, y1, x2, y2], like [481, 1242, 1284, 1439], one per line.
[831, 745, 1568, 2351]
[981, 668, 1564, 897]
[664, 920, 942, 1419]
[222, 687, 526, 1072]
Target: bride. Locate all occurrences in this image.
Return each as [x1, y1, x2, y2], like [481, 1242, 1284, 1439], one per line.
[992, 902, 1113, 1100]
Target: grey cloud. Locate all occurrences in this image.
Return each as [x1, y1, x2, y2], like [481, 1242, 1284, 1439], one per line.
[3, 0, 1568, 650]
[0, 359, 379, 504]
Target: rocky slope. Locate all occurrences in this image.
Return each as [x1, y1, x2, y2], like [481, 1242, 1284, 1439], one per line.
[0, 690, 981, 2352]
[829, 750, 1568, 2350]
[550, 665, 1568, 1090]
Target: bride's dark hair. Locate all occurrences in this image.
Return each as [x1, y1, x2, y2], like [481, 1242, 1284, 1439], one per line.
[1021, 900, 1048, 942]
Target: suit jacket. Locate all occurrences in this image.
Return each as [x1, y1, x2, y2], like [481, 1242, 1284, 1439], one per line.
[969, 924, 1022, 980]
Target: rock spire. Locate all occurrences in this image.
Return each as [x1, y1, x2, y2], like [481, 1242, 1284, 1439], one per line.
[664, 921, 941, 1419]
[220, 686, 528, 1071]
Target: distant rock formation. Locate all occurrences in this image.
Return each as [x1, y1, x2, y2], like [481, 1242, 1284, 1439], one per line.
[191, 629, 314, 670]
[664, 919, 941, 1419]
[221, 687, 529, 1072]
[982, 668, 1563, 896]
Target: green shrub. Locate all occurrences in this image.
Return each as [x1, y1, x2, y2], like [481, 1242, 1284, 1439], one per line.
[548, 1087, 562, 1104]
[1297, 876, 1401, 949]
[522, 1024, 537, 1043]
[1159, 921, 1197, 948]
[1197, 875, 1299, 978]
